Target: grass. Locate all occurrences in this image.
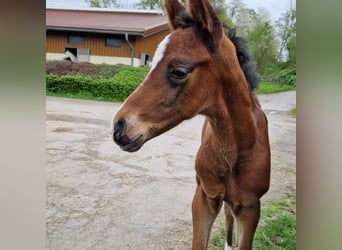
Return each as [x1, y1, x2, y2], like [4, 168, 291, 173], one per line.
[211, 227, 227, 249]
[290, 107, 296, 118]
[210, 194, 296, 250]
[46, 91, 117, 102]
[255, 82, 296, 94]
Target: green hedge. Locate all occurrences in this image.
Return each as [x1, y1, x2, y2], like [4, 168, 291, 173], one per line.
[261, 63, 296, 87]
[46, 66, 148, 102]
[271, 67, 296, 86]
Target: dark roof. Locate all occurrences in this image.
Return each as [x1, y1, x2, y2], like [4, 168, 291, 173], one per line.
[46, 8, 169, 37]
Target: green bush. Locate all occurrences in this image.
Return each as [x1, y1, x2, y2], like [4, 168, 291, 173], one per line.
[261, 63, 296, 86]
[46, 66, 148, 102]
[95, 64, 124, 79]
[271, 67, 296, 86]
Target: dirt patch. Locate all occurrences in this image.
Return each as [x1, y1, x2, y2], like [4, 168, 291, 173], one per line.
[53, 127, 73, 133]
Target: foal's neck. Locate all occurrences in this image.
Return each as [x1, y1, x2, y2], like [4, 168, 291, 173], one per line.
[206, 68, 258, 159]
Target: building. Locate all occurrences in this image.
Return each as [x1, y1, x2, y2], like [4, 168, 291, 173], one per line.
[46, 8, 170, 66]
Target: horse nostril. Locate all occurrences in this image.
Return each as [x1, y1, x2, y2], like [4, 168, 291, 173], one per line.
[113, 118, 127, 143]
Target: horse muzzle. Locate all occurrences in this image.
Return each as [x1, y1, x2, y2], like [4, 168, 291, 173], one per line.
[113, 118, 144, 152]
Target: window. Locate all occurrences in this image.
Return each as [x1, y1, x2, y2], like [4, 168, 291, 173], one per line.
[63, 47, 90, 62]
[106, 37, 122, 47]
[68, 35, 83, 44]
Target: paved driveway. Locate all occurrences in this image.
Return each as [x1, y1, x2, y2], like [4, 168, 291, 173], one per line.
[46, 91, 296, 249]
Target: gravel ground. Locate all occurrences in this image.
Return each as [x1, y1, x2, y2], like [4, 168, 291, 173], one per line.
[46, 91, 296, 250]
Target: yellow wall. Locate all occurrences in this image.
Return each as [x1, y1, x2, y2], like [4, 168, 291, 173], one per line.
[46, 30, 170, 65]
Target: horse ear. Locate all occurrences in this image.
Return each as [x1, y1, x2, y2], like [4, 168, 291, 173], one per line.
[188, 0, 223, 51]
[164, 0, 187, 30]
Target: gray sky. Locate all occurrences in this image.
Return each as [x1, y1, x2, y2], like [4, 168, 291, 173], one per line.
[46, 0, 292, 23]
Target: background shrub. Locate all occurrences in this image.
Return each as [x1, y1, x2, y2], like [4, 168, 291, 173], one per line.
[46, 60, 124, 79]
[46, 60, 97, 77]
[95, 63, 124, 79]
[46, 62, 148, 102]
[270, 67, 296, 86]
[261, 63, 296, 86]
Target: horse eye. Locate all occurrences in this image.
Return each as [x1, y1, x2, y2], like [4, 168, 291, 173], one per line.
[171, 69, 188, 79]
[167, 61, 193, 87]
[168, 68, 191, 87]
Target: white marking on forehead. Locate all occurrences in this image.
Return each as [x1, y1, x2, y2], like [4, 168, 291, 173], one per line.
[151, 34, 171, 70]
[145, 34, 171, 78]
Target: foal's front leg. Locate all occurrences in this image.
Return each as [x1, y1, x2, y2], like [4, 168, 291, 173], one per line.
[192, 184, 223, 250]
[234, 200, 261, 250]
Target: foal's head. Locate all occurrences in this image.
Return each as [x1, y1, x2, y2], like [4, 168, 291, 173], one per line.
[113, 0, 245, 152]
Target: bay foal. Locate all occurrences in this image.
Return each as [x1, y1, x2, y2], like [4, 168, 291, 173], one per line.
[113, 0, 271, 249]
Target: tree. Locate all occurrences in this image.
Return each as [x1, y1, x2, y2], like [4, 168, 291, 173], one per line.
[135, 0, 233, 26]
[210, 0, 234, 27]
[225, 0, 279, 74]
[227, 0, 246, 23]
[286, 35, 296, 65]
[135, 0, 164, 10]
[134, 0, 188, 10]
[275, 0, 296, 64]
[85, 0, 120, 8]
[247, 17, 278, 73]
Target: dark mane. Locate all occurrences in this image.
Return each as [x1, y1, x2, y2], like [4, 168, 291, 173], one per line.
[223, 25, 259, 91]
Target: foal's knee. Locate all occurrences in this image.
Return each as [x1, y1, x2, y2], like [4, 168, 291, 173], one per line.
[193, 185, 223, 215]
[231, 199, 260, 216]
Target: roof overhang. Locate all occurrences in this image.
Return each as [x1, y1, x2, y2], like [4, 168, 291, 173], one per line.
[46, 8, 169, 38]
[46, 27, 143, 37]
